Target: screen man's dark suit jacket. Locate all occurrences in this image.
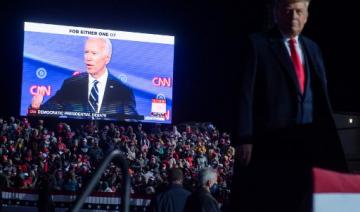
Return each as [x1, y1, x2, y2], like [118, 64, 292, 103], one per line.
[40, 72, 138, 117]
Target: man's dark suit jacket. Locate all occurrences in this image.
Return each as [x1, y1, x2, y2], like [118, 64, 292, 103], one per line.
[185, 187, 220, 212]
[150, 184, 191, 212]
[231, 28, 348, 212]
[40, 72, 138, 118]
[236, 28, 347, 171]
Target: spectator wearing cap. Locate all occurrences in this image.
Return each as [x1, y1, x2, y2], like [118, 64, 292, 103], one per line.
[150, 168, 190, 212]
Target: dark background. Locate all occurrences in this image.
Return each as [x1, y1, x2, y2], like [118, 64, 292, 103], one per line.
[0, 0, 358, 133]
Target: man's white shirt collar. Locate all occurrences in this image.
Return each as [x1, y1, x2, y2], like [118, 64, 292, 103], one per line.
[282, 35, 304, 64]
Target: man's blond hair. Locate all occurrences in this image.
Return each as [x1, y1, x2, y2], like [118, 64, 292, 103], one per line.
[275, 0, 311, 8]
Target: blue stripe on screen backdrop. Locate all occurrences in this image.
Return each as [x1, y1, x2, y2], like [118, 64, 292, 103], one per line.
[21, 31, 174, 123]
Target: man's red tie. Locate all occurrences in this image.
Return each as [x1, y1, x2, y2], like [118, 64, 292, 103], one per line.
[288, 38, 305, 95]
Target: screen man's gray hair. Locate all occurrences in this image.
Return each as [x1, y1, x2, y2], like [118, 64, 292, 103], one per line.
[198, 167, 217, 186]
[86, 37, 112, 57]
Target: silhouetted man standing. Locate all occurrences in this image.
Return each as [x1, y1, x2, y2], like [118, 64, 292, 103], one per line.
[150, 168, 190, 212]
[231, 0, 348, 211]
[185, 168, 220, 212]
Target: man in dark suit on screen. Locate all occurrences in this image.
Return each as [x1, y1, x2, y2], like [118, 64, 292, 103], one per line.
[230, 0, 348, 211]
[31, 37, 138, 118]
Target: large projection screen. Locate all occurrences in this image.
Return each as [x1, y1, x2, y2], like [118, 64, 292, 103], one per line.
[21, 22, 174, 123]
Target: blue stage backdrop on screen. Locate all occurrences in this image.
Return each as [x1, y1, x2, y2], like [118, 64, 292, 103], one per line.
[21, 22, 174, 123]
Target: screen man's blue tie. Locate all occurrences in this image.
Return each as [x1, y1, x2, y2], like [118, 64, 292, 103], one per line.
[89, 80, 99, 113]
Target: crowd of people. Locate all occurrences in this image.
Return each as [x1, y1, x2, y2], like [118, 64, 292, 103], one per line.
[0, 116, 234, 202]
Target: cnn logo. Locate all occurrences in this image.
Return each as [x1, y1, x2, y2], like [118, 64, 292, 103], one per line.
[30, 85, 51, 96]
[152, 77, 171, 87]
